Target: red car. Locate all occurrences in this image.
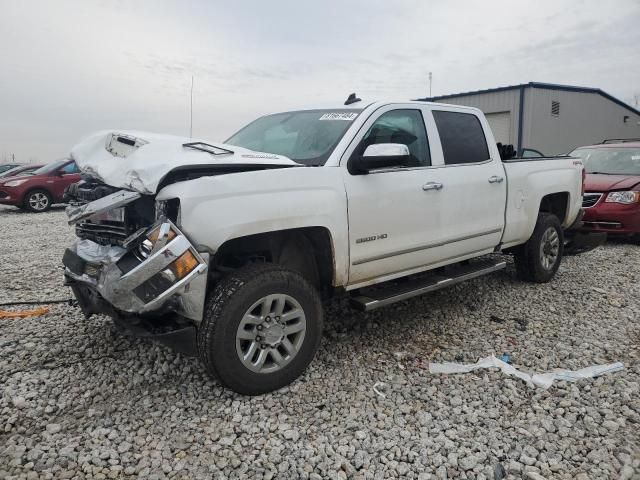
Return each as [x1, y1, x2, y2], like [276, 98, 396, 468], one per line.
[0, 159, 81, 212]
[571, 141, 640, 242]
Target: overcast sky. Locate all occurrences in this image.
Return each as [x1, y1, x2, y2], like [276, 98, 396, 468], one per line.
[1, 0, 639, 162]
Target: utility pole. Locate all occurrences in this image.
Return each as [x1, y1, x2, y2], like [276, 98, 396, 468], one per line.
[429, 72, 433, 98]
[189, 75, 194, 138]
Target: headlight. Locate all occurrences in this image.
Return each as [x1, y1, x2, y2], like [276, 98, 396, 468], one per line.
[605, 191, 640, 204]
[4, 179, 28, 187]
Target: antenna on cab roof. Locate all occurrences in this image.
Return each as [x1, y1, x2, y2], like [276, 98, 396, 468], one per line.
[344, 93, 361, 105]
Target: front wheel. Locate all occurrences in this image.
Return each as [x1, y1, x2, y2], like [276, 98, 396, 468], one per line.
[24, 189, 52, 212]
[197, 263, 323, 395]
[514, 213, 564, 283]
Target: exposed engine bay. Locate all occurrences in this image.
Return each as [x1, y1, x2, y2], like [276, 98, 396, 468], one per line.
[65, 177, 157, 245]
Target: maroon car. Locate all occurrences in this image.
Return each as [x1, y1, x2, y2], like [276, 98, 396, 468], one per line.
[571, 142, 640, 242]
[0, 159, 81, 212]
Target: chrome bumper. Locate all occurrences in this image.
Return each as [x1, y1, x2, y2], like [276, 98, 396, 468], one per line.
[63, 219, 208, 321]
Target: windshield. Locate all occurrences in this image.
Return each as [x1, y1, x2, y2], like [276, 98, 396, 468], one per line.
[32, 159, 68, 175]
[0, 164, 18, 174]
[0, 166, 26, 178]
[226, 109, 362, 166]
[571, 147, 640, 175]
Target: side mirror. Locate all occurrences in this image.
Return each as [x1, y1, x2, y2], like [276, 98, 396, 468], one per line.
[350, 143, 411, 174]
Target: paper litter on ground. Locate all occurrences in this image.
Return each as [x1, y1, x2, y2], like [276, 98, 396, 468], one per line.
[429, 355, 624, 389]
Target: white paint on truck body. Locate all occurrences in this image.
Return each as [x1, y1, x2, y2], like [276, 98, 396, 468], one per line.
[71, 101, 584, 290]
[155, 167, 350, 286]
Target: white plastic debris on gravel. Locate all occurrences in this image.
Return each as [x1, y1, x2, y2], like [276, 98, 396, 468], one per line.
[1, 204, 639, 480]
[429, 355, 624, 389]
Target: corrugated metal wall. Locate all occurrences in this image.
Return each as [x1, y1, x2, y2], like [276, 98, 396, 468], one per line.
[430, 89, 522, 146]
[524, 88, 640, 154]
[431, 86, 640, 155]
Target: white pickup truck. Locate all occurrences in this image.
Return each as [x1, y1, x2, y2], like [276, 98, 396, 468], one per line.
[63, 98, 599, 394]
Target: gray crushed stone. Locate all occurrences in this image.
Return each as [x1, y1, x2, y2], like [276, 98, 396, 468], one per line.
[1, 205, 638, 479]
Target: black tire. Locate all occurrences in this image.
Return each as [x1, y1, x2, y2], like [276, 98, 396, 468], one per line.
[197, 263, 323, 395]
[514, 212, 564, 283]
[23, 189, 52, 212]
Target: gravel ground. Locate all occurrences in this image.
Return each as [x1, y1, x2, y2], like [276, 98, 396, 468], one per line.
[1, 205, 639, 480]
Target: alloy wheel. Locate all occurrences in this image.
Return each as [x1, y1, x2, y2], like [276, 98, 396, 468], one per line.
[236, 293, 306, 374]
[29, 192, 49, 211]
[540, 227, 560, 270]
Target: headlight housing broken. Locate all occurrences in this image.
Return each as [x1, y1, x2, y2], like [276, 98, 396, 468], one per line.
[118, 220, 207, 305]
[143, 223, 198, 282]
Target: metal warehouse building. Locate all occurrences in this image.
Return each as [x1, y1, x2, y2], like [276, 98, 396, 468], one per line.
[420, 82, 640, 155]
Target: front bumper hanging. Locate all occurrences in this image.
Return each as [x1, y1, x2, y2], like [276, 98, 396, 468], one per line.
[63, 218, 209, 322]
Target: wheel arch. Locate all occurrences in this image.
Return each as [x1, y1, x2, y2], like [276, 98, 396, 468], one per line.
[212, 226, 336, 296]
[538, 192, 569, 224]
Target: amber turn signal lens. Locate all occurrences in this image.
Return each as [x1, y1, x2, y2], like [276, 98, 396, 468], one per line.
[169, 251, 199, 280]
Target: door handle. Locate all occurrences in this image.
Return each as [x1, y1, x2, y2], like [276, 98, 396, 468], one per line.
[488, 175, 504, 184]
[422, 182, 443, 191]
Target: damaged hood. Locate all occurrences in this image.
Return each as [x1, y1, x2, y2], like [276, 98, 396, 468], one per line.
[71, 130, 300, 194]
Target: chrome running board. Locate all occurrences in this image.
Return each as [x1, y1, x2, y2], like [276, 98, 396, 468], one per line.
[350, 259, 507, 311]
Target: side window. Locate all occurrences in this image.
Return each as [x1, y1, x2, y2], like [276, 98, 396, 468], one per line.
[360, 109, 430, 167]
[433, 111, 490, 165]
[61, 162, 79, 174]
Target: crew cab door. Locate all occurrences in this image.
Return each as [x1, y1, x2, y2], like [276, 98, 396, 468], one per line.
[428, 109, 506, 258]
[342, 105, 447, 285]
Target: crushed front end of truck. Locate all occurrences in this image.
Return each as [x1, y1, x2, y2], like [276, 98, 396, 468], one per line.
[62, 184, 209, 355]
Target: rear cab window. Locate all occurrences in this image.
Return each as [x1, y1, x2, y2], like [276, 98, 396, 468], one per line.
[433, 110, 490, 165]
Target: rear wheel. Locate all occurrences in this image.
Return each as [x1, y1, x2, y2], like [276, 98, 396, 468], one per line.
[514, 213, 564, 283]
[24, 189, 52, 212]
[197, 263, 323, 395]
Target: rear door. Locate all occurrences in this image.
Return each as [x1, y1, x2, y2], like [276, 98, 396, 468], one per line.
[342, 104, 448, 286]
[428, 109, 506, 258]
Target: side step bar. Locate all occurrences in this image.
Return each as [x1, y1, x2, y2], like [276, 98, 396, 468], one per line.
[350, 259, 507, 311]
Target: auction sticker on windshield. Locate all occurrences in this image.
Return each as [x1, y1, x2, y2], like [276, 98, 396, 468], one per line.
[319, 112, 358, 121]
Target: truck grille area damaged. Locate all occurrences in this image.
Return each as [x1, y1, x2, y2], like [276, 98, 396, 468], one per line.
[63, 192, 209, 322]
[65, 179, 156, 245]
